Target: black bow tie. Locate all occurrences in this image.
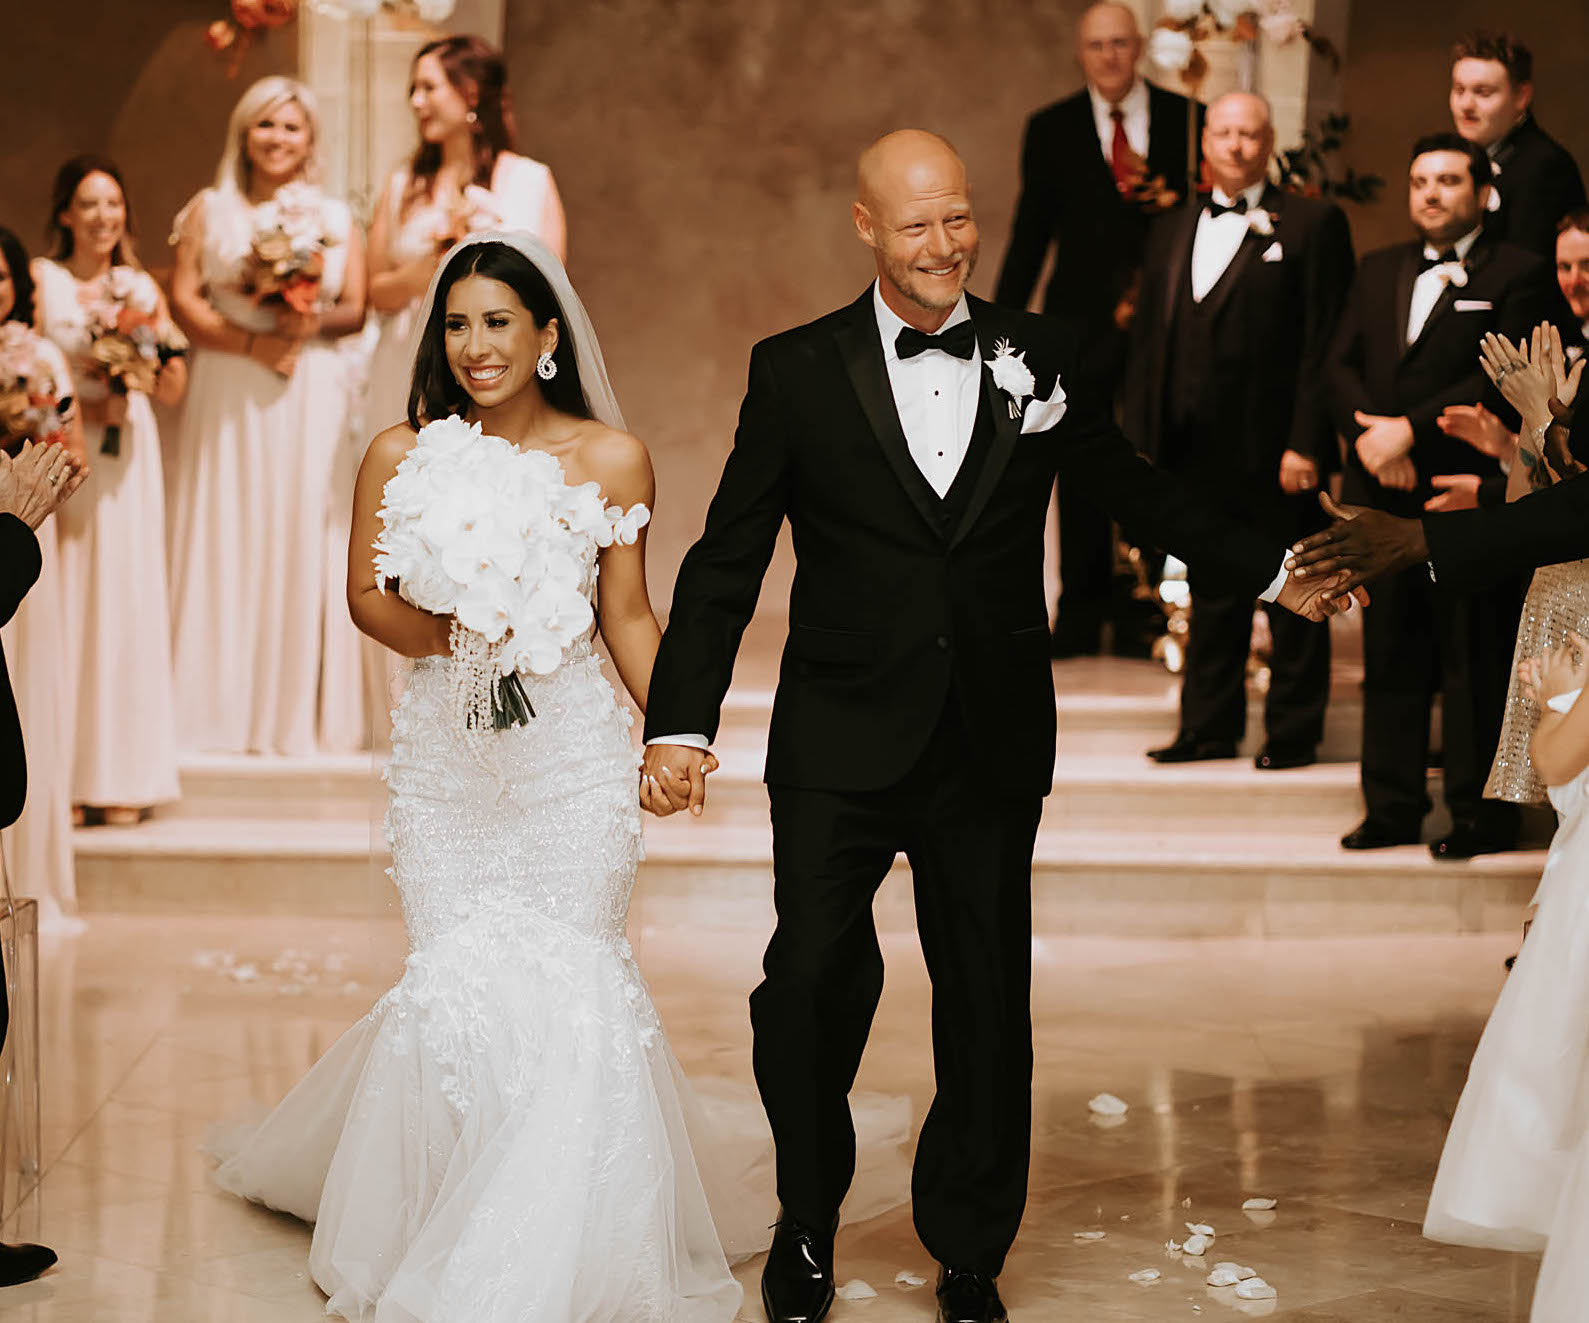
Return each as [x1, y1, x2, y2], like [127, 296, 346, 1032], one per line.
[895, 321, 977, 361]
[1420, 249, 1461, 272]
[1205, 196, 1250, 218]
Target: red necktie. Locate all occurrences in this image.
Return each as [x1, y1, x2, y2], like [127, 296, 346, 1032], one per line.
[1110, 107, 1132, 194]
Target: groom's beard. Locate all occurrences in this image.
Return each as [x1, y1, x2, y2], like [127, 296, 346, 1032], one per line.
[884, 245, 979, 314]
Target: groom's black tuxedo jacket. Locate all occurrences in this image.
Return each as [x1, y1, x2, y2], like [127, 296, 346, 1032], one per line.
[1324, 230, 1562, 516]
[645, 290, 1280, 798]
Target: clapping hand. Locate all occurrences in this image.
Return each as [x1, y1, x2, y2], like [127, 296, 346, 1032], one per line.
[1436, 402, 1514, 461]
[1519, 631, 1589, 707]
[639, 744, 720, 818]
[1423, 473, 1482, 512]
[1481, 324, 1584, 423]
[0, 440, 86, 530]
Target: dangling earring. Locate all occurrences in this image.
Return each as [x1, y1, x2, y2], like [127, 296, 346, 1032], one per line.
[466, 109, 478, 124]
[536, 351, 558, 381]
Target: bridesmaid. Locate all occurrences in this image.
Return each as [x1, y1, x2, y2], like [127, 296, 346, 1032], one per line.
[167, 76, 367, 756]
[344, 35, 563, 746]
[0, 225, 86, 922]
[363, 34, 565, 431]
[35, 156, 186, 824]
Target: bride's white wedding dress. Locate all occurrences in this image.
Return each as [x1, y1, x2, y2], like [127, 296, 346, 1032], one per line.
[209, 460, 745, 1321]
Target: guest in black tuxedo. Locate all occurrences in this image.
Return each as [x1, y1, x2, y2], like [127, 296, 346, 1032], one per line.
[1451, 31, 1586, 259]
[0, 437, 83, 1289]
[1325, 133, 1562, 859]
[1127, 92, 1355, 770]
[641, 131, 1351, 1323]
[994, 1, 1204, 658]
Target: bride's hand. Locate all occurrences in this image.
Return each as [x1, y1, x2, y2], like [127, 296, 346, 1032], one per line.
[1480, 327, 1554, 426]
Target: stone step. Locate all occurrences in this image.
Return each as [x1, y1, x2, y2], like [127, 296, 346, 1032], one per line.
[72, 814, 1544, 937]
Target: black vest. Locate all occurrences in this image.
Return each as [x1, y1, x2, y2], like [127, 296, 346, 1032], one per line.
[1167, 259, 1221, 431]
[932, 385, 997, 537]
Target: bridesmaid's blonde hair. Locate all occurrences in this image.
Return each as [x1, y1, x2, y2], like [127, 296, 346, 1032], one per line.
[214, 76, 321, 197]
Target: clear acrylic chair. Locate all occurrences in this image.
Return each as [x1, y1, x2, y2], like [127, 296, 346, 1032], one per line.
[0, 846, 41, 1223]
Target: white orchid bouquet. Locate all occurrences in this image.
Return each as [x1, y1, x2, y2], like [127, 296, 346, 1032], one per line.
[372, 415, 649, 730]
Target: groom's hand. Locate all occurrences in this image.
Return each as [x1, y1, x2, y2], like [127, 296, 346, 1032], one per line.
[640, 744, 718, 818]
[1274, 566, 1370, 621]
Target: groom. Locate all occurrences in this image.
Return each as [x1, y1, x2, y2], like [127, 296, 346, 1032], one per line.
[643, 131, 1347, 1323]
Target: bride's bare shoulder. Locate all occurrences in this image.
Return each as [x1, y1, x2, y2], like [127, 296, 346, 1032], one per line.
[363, 422, 422, 472]
[573, 421, 654, 503]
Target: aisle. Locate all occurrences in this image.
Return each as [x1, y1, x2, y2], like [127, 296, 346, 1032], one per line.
[3, 917, 1537, 1320]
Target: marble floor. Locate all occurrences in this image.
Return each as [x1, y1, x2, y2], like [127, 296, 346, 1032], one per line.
[0, 911, 1545, 1321]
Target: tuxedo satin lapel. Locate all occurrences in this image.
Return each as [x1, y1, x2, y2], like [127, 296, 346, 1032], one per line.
[1393, 246, 1417, 354]
[950, 299, 1023, 549]
[832, 299, 946, 537]
[1162, 201, 1203, 325]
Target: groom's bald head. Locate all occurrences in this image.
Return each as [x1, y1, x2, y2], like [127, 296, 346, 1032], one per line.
[853, 130, 979, 325]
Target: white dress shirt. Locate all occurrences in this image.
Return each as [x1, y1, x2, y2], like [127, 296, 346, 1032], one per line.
[1407, 226, 1481, 345]
[871, 283, 981, 497]
[1190, 181, 1268, 303]
[1089, 78, 1150, 162]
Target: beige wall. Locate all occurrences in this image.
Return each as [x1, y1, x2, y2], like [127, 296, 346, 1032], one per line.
[0, 7, 294, 270]
[500, 1, 1152, 611]
[1339, 2, 1589, 254]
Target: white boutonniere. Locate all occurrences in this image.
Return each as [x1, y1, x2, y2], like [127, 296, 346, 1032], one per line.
[1438, 264, 1469, 288]
[1246, 209, 1277, 237]
[986, 338, 1036, 419]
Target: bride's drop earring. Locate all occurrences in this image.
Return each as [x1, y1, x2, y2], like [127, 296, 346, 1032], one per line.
[537, 351, 558, 381]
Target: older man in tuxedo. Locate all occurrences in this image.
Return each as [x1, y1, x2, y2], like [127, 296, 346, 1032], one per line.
[1127, 92, 1355, 770]
[1325, 132, 1561, 859]
[995, 0, 1204, 658]
[1450, 31, 1586, 259]
[641, 130, 1354, 1323]
[0, 438, 82, 1289]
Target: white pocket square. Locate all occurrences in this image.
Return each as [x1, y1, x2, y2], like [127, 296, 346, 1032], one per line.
[1260, 241, 1284, 262]
[1020, 378, 1068, 434]
[1454, 299, 1494, 311]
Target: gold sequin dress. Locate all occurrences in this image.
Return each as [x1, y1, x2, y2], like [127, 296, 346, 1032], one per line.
[1485, 559, 1589, 804]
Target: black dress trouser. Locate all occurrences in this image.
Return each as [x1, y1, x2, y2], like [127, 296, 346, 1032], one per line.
[1360, 559, 1523, 835]
[752, 693, 1043, 1277]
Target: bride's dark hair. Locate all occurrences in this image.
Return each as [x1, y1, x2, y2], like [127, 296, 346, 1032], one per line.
[408, 241, 593, 429]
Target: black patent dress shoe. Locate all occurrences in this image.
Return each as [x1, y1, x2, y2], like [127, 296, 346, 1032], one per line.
[1254, 745, 1316, 771]
[1147, 735, 1237, 764]
[937, 1266, 1008, 1323]
[1340, 819, 1420, 850]
[762, 1211, 837, 1323]
[1430, 823, 1517, 861]
[0, 1241, 57, 1287]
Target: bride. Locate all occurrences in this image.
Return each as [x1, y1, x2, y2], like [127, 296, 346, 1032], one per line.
[208, 231, 748, 1321]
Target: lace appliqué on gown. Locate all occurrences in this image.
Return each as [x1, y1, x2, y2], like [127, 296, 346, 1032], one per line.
[207, 458, 745, 1322]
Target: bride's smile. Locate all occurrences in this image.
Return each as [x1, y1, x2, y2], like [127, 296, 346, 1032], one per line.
[443, 273, 554, 410]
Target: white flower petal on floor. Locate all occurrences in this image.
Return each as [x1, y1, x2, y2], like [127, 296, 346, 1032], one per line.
[1241, 1197, 1278, 1210]
[1128, 1268, 1162, 1284]
[1182, 1233, 1211, 1256]
[1185, 1222, 1215, 1237]
[837, 1278, 877, 1300]
[1088, 1092, 1129, 1116]
[1075, 1230, 1107, 1241]
[1235, 1277, 1278, 1301]
[894, 1270, 927, 1288]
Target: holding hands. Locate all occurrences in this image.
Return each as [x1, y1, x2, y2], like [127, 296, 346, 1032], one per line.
[1353, 411, 1417, 490]
[639, 744, 719, 818]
